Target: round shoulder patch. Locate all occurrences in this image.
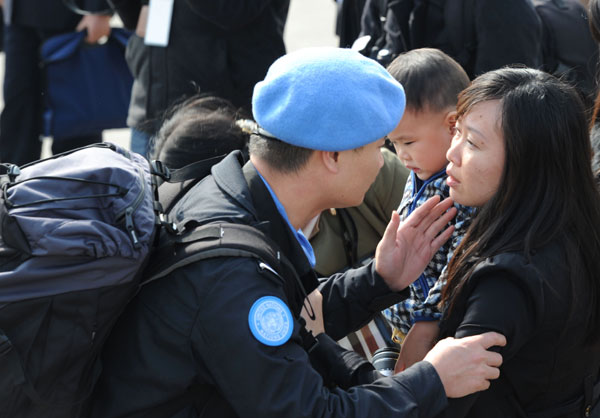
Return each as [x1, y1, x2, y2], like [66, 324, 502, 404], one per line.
[248, 296, 293, 346]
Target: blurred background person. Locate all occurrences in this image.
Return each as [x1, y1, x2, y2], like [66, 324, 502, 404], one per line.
[109, 0, 289, 157]
[0, 0, 111, 165]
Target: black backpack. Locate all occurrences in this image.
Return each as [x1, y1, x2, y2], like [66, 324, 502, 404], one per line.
[0, 145, 288, 418]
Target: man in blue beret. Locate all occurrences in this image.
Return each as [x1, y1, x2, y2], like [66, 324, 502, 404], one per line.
[91, 47, 505, 418]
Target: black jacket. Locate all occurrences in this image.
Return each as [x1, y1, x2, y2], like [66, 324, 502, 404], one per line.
[438, 240, 600, 417]
[359, 0, 542, 79]
[90, 151, 449, 418]
[125, 0, 289, 134]
[5, 0, 108, 30]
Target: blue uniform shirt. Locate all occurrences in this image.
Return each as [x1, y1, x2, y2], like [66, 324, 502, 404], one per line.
[257, 171, 316, 267]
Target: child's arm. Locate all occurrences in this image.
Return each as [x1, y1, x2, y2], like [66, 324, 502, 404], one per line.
[395, 204, 474, 372]
[394, 279, 443, 371]
[394, 320, 440, 372]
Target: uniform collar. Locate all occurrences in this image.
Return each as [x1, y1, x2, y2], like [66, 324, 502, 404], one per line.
[241, 161, 319, 291]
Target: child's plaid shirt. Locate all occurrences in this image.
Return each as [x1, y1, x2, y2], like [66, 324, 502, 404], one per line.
[383, 169, 474, 335]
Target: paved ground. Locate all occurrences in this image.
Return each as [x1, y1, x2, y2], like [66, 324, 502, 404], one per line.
[0, 0, 339, 156]
[285, 0, 339, 52]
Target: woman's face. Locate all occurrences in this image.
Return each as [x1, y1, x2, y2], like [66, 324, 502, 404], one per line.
[446, 100, 505, 207]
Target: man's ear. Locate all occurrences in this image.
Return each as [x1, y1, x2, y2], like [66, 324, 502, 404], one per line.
[320, 150, 340, 173]
[445, 110, 458, 135]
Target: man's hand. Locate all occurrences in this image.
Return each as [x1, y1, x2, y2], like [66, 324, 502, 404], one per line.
[375, 196, 456, 291]
[301, 289, 324, 336]
[395, 321, 440, 373]
[76, 14, 112, 44]
[423, 332, 506, 398]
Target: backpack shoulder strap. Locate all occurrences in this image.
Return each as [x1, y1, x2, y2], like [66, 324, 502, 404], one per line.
[143, 222, 289, 286]
[154, 154, 227, 215]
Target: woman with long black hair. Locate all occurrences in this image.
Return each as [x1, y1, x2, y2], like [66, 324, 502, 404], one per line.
[438, 67, 600, 417]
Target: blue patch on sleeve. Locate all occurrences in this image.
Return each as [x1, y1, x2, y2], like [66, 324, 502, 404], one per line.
[248, 296, 293, 346]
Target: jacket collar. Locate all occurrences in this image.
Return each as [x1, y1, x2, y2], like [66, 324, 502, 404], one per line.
[212, 152, 319, 294]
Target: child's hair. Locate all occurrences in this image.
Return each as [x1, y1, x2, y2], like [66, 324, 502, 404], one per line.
[148, 94, 249, 169]
[386, 48, 470, 113]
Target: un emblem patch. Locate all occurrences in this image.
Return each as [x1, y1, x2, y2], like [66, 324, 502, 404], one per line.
[248, 296, 293, 346]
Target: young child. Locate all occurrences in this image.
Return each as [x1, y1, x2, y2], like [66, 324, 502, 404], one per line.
[382, 48, 474, 369]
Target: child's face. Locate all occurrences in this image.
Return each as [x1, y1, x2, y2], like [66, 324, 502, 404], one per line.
[387, 108, 455, 180]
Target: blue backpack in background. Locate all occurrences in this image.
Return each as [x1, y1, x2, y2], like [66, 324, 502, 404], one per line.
[41, 28, 134, 140]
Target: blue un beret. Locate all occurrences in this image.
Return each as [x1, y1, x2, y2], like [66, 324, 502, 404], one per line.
[252, 47, 406, 152]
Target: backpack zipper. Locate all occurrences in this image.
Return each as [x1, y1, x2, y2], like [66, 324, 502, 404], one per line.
[115, 165, 147, 248]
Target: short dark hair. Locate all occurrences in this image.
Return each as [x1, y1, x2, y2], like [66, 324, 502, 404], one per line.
[149, 94, 248, 169]
[248, 134, 314, 174]
[442, 67, 600, 343]
[386, 48, 470, 113]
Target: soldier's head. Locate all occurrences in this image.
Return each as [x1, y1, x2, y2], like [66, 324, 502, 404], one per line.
[250, 47, 406, 207]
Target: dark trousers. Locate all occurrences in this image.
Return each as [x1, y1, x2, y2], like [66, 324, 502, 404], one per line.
[0, 23, 101, 166]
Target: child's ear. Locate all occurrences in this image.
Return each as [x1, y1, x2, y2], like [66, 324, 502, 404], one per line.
[444, 110, 458, 135]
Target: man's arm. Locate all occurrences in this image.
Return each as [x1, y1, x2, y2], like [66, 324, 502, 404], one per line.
[318, 195, 456, 339]
[192, 258, 450, 418]
[319, 262, 408, 340]
[303, 286, 506, 401]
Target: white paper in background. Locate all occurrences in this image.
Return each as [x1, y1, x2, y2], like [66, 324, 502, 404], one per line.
[144, 0, 174, 47]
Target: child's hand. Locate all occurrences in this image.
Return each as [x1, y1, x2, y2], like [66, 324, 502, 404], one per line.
[394, 321, 440, 373]
[301, 289, 324, 336]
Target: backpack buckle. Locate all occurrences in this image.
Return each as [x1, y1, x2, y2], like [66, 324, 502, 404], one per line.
[157, 212, 178, 234]
[0, 164, 20, 184]
[150, 160, 171, 181]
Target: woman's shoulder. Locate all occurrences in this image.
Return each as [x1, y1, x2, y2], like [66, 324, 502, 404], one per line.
[470, 241, 568, 293]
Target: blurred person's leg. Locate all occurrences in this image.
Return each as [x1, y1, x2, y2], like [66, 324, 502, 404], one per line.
[0, 23, 43, 165]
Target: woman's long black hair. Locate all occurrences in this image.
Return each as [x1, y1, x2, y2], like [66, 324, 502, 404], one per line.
[441, 68, 600, 343]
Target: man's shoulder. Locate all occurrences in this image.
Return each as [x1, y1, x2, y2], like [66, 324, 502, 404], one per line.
[140, 252, 276, 320]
